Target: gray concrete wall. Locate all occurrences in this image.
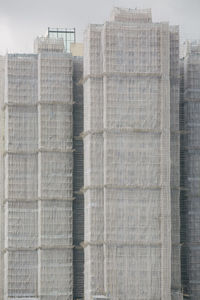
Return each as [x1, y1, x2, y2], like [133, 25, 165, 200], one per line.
[181, 43, 200, 299]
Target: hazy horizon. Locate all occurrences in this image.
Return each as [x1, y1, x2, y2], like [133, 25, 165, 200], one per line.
[0, 0, 200, 54]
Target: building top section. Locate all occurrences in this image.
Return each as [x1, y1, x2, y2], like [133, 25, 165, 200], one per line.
[47, 27, 76, 53]
[181, 41, 200, 58]
[34, 37, 64, 53]
[188, 41, 200, 55]
[110, 7, 152, 23]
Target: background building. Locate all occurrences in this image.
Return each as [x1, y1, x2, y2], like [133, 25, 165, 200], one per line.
[83, 7, 182, 300]
[180, 42, 200, 300]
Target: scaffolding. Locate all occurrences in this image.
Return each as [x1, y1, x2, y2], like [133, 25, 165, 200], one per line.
[83, 8, 182, 300]
[0, 38, 74, 300]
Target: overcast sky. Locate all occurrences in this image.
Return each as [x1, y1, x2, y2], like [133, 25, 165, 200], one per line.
[0, 0, 200, 54]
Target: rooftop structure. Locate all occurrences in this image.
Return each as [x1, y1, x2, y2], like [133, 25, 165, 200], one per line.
[70, 43, 83, 56]
[47, 27, 76, 53]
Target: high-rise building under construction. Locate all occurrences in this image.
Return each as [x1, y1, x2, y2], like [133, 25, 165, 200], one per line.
[0, 37, 84, 300]
[83, 7, 181, 300]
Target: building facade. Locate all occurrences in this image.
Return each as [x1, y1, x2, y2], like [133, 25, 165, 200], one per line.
[73, 56, 84, 300]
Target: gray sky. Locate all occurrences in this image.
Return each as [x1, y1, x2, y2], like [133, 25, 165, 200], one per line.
[0, 0, 199, 54]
